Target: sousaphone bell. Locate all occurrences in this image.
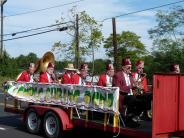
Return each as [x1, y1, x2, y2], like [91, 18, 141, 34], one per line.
[35, 51, 55, 73]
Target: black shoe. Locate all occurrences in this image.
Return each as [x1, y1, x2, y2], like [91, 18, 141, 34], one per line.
[125, 117, 140, 128]
[140, 111, 152, 121]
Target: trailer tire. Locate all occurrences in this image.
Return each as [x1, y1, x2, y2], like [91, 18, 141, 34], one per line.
[25, 108, 41, 134]
[43, 111, 62, 138]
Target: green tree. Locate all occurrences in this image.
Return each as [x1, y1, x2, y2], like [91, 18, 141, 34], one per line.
[87, 59, 111, 75]
[0, 51, 19, 78]
[148, 6, 184, 73]
[52, 6, 103, 64]
[149, 6, 184, 51]
[16, 52, 38, 70]
[104, 31, 147, 69]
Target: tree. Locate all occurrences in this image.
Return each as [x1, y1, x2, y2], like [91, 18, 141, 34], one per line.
[149, 6, 184, 51]
[0, 51, 19, 78]
[87, 59, 111, 75]
[52, 7, 103, 65]
[104, 31, 147, 69]
[148, 6, 184, 73]
[16, 52, 38, 70]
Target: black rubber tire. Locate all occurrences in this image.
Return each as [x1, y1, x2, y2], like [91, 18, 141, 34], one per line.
[43, 111, 62, 138]
[25, 108, 41, 134]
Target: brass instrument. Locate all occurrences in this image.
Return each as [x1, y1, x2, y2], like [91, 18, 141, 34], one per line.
[133, 69, 147, 96]
[34, 51, 59, 82]
[35, 51, 55, 73]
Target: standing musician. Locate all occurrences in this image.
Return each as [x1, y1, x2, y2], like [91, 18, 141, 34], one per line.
[170, 64, 180, 73]
[62, 63, 78, 84]
[16, 63, 36, 82]
[97, 63, 114, 87]
[39, 62, 57, 83]
[113, 57, 143, 127]
[132, 60, 152, 120]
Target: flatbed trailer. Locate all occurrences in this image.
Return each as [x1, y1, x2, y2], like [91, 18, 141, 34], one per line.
[3, 73, 184, 138]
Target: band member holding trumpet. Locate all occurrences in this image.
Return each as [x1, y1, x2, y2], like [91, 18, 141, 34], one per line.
[16, 63, 37, 82]
[39, 62, 57, 83]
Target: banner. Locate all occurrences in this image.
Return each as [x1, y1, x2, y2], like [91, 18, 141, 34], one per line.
[5, 81, 119, 114]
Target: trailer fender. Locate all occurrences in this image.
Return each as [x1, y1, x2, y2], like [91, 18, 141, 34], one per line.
[23, 105, 73, 131]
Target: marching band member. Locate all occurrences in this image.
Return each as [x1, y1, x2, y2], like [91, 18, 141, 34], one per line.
[74, 63, 91, 85]
[97, 63, 114, 87]
[16, 63, 36, 82]
[113, 57, 142, 127]
[62, 63, 77, 84]
[39, 62, 56, 83]
[170, 64, 180, 73]
[132, 60, 152, 120]
[132, 60, 148, 93]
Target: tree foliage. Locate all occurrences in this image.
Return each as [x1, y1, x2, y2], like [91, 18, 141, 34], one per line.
[52, 7, 103, 62]
[0, 51, 19, 78]
[149, 6, 184, 51]
[104, 31, 147, 69]
[143, 6, 184, 82]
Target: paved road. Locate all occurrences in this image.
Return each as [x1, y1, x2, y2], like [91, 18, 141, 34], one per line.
[0, 90, 123, 138]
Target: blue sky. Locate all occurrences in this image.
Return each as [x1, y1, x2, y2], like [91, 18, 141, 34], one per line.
[3, 0, 184, 61]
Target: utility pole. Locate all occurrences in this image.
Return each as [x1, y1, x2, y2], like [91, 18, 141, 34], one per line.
[91, 40, 95, 83]
[0, 0, 7, 58]
[112, 18, 118, 70]
[75, 14, 79, 68]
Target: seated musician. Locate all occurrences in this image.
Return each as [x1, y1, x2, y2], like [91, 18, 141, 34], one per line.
[73, 63, 91, 85]
[170, 64, 180, 73]
[39, 62, 57, 83]
[62, 63, 77, 84]
[132, 60, 148, 93]
[97, 63, 114, 87]
[132, 60, 152, 120]
[113, 57, 144, 127]
[16, 63, 36, 82]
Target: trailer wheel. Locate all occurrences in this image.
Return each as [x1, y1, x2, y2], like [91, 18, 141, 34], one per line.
[43, 111, 62, 138]
[26, 109, 41, 134]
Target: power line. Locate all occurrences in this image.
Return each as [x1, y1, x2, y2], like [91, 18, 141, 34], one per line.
[5, 0, 85, 18]
[4, 21, 71, 36]
[3, 26, 68, 42]
[101, 0, 184, 22]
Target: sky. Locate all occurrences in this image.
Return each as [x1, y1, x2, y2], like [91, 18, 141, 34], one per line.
[3, 0, 184, 61]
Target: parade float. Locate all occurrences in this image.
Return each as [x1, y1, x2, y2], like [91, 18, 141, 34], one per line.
[3, 73, 184, 138]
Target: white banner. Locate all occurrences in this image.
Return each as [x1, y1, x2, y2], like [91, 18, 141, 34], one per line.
[5, 81, 119, 114]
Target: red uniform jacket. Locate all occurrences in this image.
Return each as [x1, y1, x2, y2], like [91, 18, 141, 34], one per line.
[39, 72, 51, 83]
[132, 72, 148, 92]
[72, 74, 80, 84]
[16, 71, 30, 82]
[112, 71, 134, 94]
[97, 74, 107, 87]
[62, 73, 79, 84]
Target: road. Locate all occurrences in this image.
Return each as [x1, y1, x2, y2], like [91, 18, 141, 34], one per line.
[0, 90, 123, 138]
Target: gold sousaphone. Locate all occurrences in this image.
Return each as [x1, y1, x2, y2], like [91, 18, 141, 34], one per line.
[35, 51, 55, 72]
